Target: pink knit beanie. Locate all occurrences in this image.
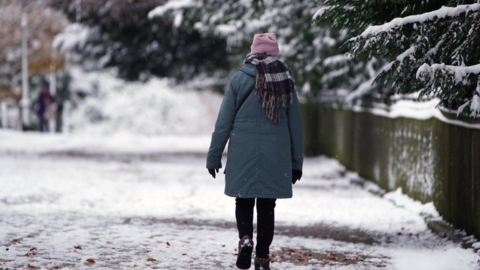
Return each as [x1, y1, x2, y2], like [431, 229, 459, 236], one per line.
[250, 33, 279, 57]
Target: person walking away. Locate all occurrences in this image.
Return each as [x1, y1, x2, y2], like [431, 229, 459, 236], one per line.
[206, 33, 304, 270]
[36, 82, 55, 133]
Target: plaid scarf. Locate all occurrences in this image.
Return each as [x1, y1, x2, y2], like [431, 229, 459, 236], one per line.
[244, 53, 295, 123]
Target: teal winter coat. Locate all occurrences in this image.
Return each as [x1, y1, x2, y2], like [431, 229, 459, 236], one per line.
[206, 63, 304, 199]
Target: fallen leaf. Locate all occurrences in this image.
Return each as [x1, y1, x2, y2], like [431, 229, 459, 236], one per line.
[86, 258, 95, 263]
[221, 245, 226, 247]
[182, 253, 187, 256]
[328, 253, 336, 261]
[233, 253, 238, 256]
[287, 249, 296, 254]
[297, 258, 306, 262]
[74, 246, 82, 250]
[166, 242, 170, 246]
[30, 247, 37, 251]
[147, 258, 156, 262]
[341, 257, 348, 262]
[27, 264, 35, 269]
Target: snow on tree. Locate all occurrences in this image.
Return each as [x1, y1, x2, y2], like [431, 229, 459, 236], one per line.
[315, 0, 480, 117]
[48, 0, 229, 82]
[149, 0, 379, 102]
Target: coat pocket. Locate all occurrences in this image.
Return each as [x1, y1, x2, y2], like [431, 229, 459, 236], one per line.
[232, 119, 257, 135]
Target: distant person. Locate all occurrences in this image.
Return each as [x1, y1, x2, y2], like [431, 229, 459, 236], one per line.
[207, 33, 304, 270]
[36, 82, 55, 132]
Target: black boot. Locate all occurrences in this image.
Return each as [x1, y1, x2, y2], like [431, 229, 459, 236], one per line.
[254, 257, 270, 270]
[236, 235, 254, 269]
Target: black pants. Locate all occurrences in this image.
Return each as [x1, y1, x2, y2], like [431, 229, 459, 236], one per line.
[235, 198, 276, 258]
[39, 117, 48, 132]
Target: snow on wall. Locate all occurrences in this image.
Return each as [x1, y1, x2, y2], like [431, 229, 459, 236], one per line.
[67, 67, 223, 137]
[353, 99, 480, 130]
[387, 121, 436, 198]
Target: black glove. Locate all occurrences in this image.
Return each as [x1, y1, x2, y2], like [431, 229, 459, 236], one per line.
[292, 169, 302, 184]
[208, 168, 219, 179]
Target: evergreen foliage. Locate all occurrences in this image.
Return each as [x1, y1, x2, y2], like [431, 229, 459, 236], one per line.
[149, 0, 378, 101]
[315, 0, 480, 116]
[49, 0, 228, 82]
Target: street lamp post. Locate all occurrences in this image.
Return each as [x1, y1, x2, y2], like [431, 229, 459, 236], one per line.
[0, 101, 7, 128]
[20, 11, 30, 130]
[49, 66, 57, 133]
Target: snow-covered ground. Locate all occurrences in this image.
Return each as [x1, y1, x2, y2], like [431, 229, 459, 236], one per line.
[1, 130, 478, 270]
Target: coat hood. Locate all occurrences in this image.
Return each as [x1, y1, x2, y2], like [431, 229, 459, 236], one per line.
[240, 64, 258, 77]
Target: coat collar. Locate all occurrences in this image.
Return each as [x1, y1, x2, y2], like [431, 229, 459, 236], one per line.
[240, 64, 258, 77]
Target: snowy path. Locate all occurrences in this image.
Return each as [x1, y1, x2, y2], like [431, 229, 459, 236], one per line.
[0, 131, 478, 270]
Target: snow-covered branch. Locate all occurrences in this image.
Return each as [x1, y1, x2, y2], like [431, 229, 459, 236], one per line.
[313, 6, 333, 20]
[345, 60, 377, 102]
[353, 4, 480, 40]
[323, 54, 351, 66]
[457, 90, 480, 117]
[147, 0, 200, 19]
[417, 63, 480, 83]
[52, 23, 90, 53]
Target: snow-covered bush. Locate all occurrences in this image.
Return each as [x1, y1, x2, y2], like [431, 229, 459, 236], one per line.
[315, 0, 480, 117]
[67, 67, 222, 136]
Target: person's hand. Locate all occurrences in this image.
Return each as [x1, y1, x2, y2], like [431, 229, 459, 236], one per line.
[208, 168, 220, 179]
[292, 169, 302, 184]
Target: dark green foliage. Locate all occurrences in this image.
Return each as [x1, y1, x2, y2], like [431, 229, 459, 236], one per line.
[49, 0, 228, 81]
[315, 0, 445, 37]
[151, 0, 379, 101]
[315, 0, 480, 115]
